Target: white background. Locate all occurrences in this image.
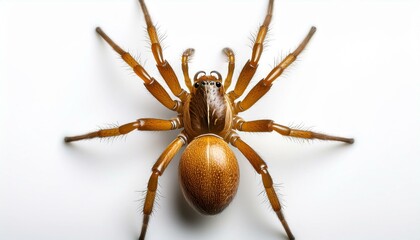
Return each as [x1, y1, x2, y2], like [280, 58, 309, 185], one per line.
[1, 0, 419, 239]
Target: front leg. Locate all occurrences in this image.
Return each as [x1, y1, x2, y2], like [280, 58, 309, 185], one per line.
[227, 0, 274, 101]
[234, 27, 317, 113]
[138, 0, 188, 101]
[96, 27, 182, 112]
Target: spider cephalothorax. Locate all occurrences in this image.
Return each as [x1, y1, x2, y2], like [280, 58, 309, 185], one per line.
[186, 71, 231, 139]
[65, 0, 354, 239]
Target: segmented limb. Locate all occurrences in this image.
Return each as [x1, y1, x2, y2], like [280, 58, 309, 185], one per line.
[229, 134, 295, 240]
[64, 118, 182, 143]
[96, 27, 182, 112]
[234, 118, 354, 144]
[223, 47, 235, 90]
[138, 0, 188, 101]
[234, 27, 317, 113]
[182, 48, 195, 92]
[227, 0, 273, 101]
[139, 134, 187, 240]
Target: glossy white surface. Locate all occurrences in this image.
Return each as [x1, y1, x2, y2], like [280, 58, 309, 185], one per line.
[1, 0, 419, 239]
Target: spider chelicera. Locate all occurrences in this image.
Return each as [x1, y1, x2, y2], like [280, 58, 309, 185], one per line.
[65, 0, 354, 239]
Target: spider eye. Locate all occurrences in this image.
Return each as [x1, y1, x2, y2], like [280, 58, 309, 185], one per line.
[201, 81, 206, 86]
[216, 82, 222, 88]
[194, 82, 200, 88]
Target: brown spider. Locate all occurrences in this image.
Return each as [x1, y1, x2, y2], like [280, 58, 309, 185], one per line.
[64, 0, 354, 239]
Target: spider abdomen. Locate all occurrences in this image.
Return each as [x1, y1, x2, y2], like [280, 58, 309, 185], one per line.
[179, 134, 239, 215]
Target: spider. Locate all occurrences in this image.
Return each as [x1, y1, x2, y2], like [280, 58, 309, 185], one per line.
[64, 0, 354, 239]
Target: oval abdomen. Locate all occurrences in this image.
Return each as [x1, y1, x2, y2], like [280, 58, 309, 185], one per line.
[179, 135, 239, 215]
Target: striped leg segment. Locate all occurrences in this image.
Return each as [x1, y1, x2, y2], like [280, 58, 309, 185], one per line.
[234, 27, 317, 113]
[230, 135, 295, 240]
[234, 118, 354, 144]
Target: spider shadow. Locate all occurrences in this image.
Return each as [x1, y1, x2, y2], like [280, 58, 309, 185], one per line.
[282, 141, 356, 171]
[172, 180, 208, 227]
[169, 162, 292, 239]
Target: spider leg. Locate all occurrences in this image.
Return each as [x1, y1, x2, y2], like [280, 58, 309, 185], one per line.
[138, 0, 188, 101]
[227, 0, 273, 101]
[222, 47, 235, 90]
[229, 134, 295, 240]
[182, 48, 195, 92]
[96, 27, 182, 112]
[234, 118, 354, 144]
[139, 134, 187, 240]
[233, 27, 316, 113]
[64, 118, 182, 143]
